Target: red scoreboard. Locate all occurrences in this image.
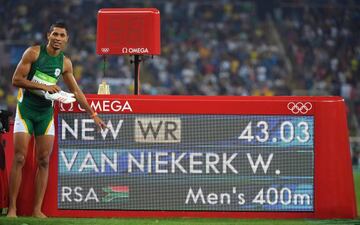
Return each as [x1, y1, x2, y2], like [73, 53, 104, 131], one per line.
[4, 95, 356, 218]
[96, 8, 160, 55]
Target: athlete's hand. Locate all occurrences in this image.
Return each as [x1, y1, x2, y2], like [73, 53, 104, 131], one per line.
[43, 85, 61, 93]
[93, 115, 107, 131]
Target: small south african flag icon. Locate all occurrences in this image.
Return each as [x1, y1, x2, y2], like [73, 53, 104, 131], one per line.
[102, 186, 129, 202]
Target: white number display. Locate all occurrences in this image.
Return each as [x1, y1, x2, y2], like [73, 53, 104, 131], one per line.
[252, 188, 311, 206]
[256, 121, 269, 142]
[238, 121, 310, 143]
[238, 122, 254, 142]
[280, 121, 294, 143]
[297, 121, 310, 142]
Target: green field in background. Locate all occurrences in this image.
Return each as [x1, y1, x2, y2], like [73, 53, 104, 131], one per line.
[1, 170, 360, 225]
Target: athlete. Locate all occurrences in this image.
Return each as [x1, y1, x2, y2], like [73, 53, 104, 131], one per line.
[7, 21, 106, 218]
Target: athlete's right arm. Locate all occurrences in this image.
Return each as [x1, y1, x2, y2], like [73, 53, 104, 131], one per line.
[12, 46, 61, 93]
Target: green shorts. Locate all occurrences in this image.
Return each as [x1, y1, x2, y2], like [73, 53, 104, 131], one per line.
[14, 102, 54, 136]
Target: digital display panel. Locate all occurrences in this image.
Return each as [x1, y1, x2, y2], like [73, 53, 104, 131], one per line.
[58, 114, 314, 212]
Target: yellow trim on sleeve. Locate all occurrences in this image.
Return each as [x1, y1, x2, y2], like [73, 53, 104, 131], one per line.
[17, 89, 23, 102]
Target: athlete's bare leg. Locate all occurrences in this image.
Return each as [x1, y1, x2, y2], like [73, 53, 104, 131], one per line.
[7, 132, 32, 218]
[32, 135, 54, 218]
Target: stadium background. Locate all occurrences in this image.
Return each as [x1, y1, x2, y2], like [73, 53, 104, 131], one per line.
[0, 0, 359, 222]
[2, 0, 359, 161]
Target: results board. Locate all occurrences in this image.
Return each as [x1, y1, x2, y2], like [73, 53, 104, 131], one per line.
[37, 95, 355, 219]
[58, 113, 314, 211]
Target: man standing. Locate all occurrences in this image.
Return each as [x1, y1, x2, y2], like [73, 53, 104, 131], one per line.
[7, 21, 106, 218]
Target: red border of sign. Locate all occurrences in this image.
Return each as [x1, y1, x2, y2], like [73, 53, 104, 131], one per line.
[40, 95, 356, 218]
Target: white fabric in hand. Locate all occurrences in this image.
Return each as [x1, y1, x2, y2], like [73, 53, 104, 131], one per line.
[44, 91, 76, 104]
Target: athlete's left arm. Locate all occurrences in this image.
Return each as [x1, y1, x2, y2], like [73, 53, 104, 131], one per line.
[62, 56, 107, 130]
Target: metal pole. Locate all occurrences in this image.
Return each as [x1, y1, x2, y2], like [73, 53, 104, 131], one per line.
[133, 55, 141, 95]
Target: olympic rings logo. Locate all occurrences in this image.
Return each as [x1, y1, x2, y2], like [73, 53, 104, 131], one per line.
[101, 48, 110, 53]
[287, 102, 312, 114]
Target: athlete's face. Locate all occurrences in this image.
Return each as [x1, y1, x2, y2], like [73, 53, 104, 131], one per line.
[47, 27, 68, 50]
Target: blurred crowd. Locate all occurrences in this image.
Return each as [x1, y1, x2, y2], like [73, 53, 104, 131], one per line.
[0, 0, 291, 109]
[275, 0, 360, 137]
[0, 0, 359, 136]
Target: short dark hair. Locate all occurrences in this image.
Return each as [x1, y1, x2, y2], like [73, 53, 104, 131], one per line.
[49, 21, 68, 33]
